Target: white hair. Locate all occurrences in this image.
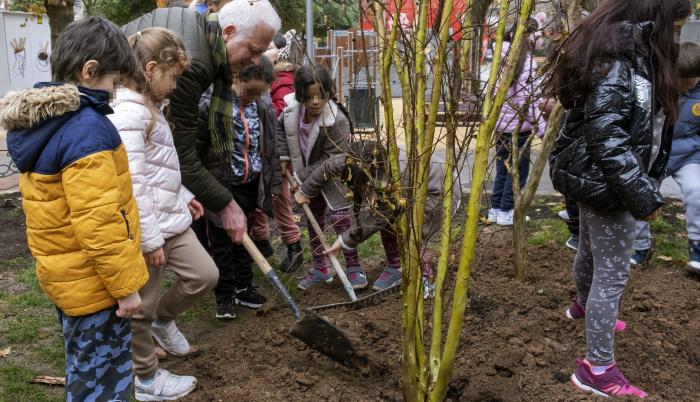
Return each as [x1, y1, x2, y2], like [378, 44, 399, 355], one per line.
[218, 0, 282, 38]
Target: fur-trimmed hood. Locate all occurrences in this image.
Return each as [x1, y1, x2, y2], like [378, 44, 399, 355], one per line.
[3, 82, 114, 173]
[0, 84, 80, 131]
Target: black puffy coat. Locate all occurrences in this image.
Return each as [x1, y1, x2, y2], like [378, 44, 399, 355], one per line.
[549, 21, 670, 219]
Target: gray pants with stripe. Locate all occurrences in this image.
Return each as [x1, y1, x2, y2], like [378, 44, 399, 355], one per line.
[574, 204, 636, 365]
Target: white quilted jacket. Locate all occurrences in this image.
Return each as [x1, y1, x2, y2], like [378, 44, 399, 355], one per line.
[109, 88, 195, 253]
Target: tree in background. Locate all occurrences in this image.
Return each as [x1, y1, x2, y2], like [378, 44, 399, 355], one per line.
[44, 0, 73, 50]
[8, 0, 45, 13]
[83, 0, 154, 26]
[273, 0, 359, 41]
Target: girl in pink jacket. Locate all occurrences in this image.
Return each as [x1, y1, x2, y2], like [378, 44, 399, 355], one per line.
[488, 21, 547, 226]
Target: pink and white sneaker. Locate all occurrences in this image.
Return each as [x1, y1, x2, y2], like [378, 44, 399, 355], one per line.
[571, 358, 647, 398]
[565, 299, 627, 332]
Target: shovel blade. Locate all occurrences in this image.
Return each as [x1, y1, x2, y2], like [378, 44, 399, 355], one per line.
[291, 312, 371, 375]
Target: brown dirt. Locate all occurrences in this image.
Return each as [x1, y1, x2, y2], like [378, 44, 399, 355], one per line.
[1, 193, 698, 401]
[169, 219, 700, 401]
[0, 194, 28, 260]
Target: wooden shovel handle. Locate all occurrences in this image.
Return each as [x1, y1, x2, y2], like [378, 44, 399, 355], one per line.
[241, 232, 302, 320]
[242, 233, 271, 274]
[285, 171, 358, 301]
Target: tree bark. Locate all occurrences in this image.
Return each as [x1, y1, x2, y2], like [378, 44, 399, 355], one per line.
[512, 104, 564, 280]
[45, 1, 74, 51]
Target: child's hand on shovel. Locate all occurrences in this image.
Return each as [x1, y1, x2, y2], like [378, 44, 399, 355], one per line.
[294, 190, 310, 205]
[323, 238, 343, 257]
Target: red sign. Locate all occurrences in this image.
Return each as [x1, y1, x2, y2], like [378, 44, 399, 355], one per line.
[361, 0, 468, 40]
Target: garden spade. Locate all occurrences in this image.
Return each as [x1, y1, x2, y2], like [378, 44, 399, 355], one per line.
[284, 171, 357, 302]
[241, 233, 370, 373]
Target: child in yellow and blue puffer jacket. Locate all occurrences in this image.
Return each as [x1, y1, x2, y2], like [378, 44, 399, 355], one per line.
[0, 17, 148, 402]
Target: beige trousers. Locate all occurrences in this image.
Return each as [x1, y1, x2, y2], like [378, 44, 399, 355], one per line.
[131, 228, 218, 378]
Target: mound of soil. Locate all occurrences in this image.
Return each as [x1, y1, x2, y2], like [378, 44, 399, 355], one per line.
[171, 225, 700, 401]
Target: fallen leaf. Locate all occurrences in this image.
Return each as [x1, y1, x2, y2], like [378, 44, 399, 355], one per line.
[656, 255, 674, 262]
[32, 376, 65, 386]
[0, 347, 10, 358]
[676, 213, 686, 221]
[674, 232, 687, 238]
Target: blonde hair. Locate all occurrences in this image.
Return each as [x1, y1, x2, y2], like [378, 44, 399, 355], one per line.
[127, 27, 190, 135]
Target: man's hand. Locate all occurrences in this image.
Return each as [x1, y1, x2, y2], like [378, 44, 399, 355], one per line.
[642, 207, 662, 222]
[144, 247, 165, 268]
[280, 160, 289, 172]
[188, 199, 204, 220]
[323, 238, 343, 257]
[219, 200, 247, 243]
[116, 291, 141, 318]
[294, 190, 310, 205]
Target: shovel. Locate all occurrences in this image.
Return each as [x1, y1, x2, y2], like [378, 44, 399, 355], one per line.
[284, 171, 357, 302]
[241, 233, 370, 374]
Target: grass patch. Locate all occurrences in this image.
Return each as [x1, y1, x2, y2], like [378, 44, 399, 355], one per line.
[35, 336, 65, 372]
[0, 258, 56, 344]
[650, 217, 675, 234]
[0, 364, 62, 402]
[6, 207, 24, 222]
[528, 218, 570, 246]
[358, 233, 384, 260]
[646, 216, 688, 264]
[0, 257, 33, 272]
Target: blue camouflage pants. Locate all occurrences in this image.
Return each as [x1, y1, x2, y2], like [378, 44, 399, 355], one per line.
[57, 305, 133, 402]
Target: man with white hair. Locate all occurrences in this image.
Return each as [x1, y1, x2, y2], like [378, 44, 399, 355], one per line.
[124, 0, 281, 329]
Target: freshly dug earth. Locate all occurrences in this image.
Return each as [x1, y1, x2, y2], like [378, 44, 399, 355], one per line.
[171, 225, 700, 401]
[2, 193, 698, 401]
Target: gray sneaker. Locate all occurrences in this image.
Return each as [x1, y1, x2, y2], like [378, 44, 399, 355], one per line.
[297, 268, 333, 290]
[372, 267, 402, 291]
[347, 266, 368, 290]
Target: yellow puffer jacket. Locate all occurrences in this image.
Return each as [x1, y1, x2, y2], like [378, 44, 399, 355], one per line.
[0, 83, 148, 316]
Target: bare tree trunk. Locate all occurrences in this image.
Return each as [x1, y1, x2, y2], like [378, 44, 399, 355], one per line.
[45, 1, 74, 51]
[512, 104, 565, 280]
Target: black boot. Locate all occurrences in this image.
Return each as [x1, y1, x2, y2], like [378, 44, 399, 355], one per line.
[279, 241, 303, 273]
[253, 239, 274, 258]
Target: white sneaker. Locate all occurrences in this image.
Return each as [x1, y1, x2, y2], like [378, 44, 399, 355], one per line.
[487, 208, 499, 222]
[151, 321, 190, 357]
[496, 209, 514, 226]
[557, 210, 570, 221]
[135, 368, 196, 401]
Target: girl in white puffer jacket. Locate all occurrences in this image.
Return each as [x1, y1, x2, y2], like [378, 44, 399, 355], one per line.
[108, 27, 218, 401]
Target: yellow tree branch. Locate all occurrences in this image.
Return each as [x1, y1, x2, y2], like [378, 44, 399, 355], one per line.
[429, 0, 474, 385]
[429, 0, 536, 399]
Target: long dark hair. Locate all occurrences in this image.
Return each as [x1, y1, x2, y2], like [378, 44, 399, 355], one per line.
[549, 0, 691, 120]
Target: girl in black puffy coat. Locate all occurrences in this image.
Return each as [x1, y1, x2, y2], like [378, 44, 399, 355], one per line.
[548, 0, 691, 398]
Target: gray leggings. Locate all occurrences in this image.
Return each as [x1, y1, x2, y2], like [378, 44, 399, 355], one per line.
[574, 204, 636, 365]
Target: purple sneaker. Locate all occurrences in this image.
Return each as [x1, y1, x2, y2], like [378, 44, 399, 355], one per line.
[297, 268, 333, 290]
[372, 267, 402, 291]
[571, 358, 648, 398]
[565, 299, 626, 332]
[346, 266, 368, 290]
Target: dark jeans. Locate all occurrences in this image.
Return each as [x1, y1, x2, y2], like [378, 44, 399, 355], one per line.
[492, 131, 531, 211]
[192, 178, 259, 301]
[565, 195, 580, 236]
